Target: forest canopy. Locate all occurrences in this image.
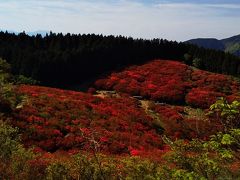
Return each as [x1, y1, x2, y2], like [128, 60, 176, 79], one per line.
[0, 31, 239, 87]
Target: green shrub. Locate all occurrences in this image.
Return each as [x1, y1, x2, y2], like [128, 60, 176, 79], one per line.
[193, 58, 204, 68]
[46, 162, 70, 180]
[121, 157, 159, 180]
[14, 75, 39, 85]
[0, 120, 21, 161]
[162, 135, 237, 179]
[70, 153, 119, 180]
[160, 98, 240, 179]
[0, 58, 11, 82]
[0, 58, 28, 115]
[0, 120, 34, 179]
[209, 97, 240, 130]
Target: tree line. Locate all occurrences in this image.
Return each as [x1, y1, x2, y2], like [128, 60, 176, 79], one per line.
[0, 31, 239, 87]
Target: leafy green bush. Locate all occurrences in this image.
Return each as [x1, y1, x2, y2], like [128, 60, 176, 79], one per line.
[46, 154, 165, 180]
[0, 58, 11, 82]
[0, 120, 21, 161]
[209, 97, 240, 130]
[193, 58, 204, 68]
[0, 120, 34, 179]
[160, 98, 240, 179]
[46, 162, 70, 180]
[0, 58, 28, 114]
[121, 157, 160, 180]
[162, 134, 238, 179]
[14, 75, 39, 85]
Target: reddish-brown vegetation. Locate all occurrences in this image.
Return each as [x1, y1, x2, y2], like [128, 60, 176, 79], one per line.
[152, 104, 222, 139]
[7, 59, 239, 158]
[94, 60, 240, 108]
[13, 85, 163, 156]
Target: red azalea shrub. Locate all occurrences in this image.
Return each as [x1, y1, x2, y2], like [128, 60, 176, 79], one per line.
[183, 116, 223, 139]
[152, 104, 186, 138]
[188, 70, 240, 108]
[191, 70, 232, 91]
[87, 87, 96, 94]
[94, 60, 191, 103]
[186, 88, 225, 108]
[12, 85, 163, 155]
[93, 59, 240, 108]
[153, 104, 222, 139]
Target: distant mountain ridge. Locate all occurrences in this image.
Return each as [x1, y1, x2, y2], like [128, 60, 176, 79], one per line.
[186, 34, 240, 57]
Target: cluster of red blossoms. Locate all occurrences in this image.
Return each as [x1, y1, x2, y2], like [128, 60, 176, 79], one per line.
[13, 85, 163, 156]
[94, 60, 240, 108]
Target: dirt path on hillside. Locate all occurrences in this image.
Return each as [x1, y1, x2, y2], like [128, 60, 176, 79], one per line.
[94, 90, 120, 98]
[139, 100, 165, 130]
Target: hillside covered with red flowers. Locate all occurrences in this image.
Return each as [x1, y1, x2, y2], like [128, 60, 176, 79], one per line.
[2, 59, 240, 178]
[6, 59, 238, 158]
[13, 85, 164, 157]
[94, 60, 240, 108]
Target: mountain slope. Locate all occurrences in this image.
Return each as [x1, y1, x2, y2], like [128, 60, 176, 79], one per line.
[222, 34, 240, 56]
[15, 85, 163, 155]
[186, 34, 240, 56]
[2, 58, 240, 178]
[94, 60, 240, 108]
[9, 59, 240, 157]
[185, 38, 225, 51]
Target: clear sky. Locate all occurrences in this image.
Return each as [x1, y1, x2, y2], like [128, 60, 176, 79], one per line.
[0, 0, 240, 41]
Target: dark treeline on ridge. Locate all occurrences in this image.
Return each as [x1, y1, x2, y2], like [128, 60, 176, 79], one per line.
[0, 31, 239, 87]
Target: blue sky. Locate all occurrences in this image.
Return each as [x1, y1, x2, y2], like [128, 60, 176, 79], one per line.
[0, 0, 240, 41]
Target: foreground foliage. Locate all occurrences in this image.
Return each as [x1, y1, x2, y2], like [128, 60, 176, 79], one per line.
[161, 97, 240, 179]
[1, 120, 239, 179]
[162, 129, 240, 179]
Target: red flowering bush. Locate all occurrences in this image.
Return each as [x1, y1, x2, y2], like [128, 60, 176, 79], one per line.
[93, 59, 240, 108]
[152, 104, 185, 138]
[186, 88, 225, 108]
[12, 85, 163, 155]
[151, 104, 223, 139]
[94, 60, 191, 103]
